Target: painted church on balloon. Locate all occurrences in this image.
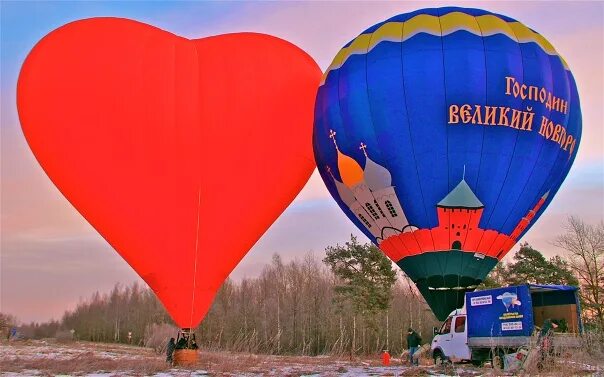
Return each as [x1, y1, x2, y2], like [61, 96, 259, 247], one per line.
[327, 130, 548, 263]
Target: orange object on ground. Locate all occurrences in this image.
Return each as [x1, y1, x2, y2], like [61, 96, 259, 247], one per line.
[382, 350, 391, 366]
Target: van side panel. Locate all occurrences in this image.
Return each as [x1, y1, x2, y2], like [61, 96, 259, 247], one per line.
[466, 285, 534, 338]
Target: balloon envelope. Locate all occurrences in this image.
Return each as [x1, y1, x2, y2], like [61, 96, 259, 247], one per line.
[18, 18, 321, 328]
[313, 7, 581, 320]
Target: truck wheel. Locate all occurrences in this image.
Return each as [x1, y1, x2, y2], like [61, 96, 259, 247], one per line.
[433, 351, 448, 366]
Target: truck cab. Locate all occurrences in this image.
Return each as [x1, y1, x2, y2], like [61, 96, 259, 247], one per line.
[430, 308, 471, 364]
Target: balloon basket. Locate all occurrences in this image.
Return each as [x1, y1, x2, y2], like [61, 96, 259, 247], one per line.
[173, 349, 199, 366]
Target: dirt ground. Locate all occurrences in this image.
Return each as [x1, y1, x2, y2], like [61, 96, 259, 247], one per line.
[0, 339, 601, 376]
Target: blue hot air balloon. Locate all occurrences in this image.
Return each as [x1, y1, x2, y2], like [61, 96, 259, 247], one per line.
[313, 7, 581, 320]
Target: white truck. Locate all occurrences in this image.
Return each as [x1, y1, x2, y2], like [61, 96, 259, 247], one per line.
[430, 284, 582, 368]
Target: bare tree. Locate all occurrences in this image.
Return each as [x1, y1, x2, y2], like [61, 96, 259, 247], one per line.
[24, 249, 440, 355]
[0, 313, 18, 339]
[555, 216, 604, 329]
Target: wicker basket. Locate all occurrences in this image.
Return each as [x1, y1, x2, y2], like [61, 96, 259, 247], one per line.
[173, 349, 198, 366]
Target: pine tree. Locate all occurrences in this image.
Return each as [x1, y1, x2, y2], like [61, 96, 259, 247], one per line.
[323, 235, 397, 316]
[323, 235, 398, 354]
[507, 243, 578, 286]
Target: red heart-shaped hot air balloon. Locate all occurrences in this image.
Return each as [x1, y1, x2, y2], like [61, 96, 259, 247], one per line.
[17, 18, 321, 328]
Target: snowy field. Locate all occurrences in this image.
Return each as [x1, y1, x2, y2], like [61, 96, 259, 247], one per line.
[0, 340, 601, 376]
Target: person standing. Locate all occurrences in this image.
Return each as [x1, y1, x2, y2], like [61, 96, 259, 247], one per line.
[406, 328, 422, 366]
[537, 319, 558, 370]
[176, 334, 188, 349]
[166, 337, 176, 364]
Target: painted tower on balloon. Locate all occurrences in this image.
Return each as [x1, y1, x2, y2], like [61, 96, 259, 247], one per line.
[432, 178, 485, 251]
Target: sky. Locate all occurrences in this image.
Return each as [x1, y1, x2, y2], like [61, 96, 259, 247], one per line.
[1, 1, 603, 323]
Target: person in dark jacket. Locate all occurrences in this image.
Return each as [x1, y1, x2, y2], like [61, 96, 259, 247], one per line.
[166, 338, 175, 364]
[176, 335, 188, 349]
[406, 328, 422, 366]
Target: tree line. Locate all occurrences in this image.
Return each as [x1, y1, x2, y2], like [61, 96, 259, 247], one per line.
[3, 216, 602, 354]
[6, 246, 439, 355]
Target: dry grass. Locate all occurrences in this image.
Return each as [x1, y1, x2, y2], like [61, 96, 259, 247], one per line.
[508, 334, 604, 376]
[193, 351, 354, 375]
[1, 338, 602, 376]
[2, 355, 168, 376]
[0, 340, 448, 376]
[1, 339, 169, 376]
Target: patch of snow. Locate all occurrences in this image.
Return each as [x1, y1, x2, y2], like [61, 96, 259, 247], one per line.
[151, 370, 209, 377]
[340, 365, 415, 376]
[0, 370, 42, 377]
[563, 360, 603, 371]
[191, 371, 209, 376]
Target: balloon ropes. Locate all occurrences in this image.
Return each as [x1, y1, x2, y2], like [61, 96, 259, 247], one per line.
[17, 18, 322, 329]
[313, 7, 581, 320]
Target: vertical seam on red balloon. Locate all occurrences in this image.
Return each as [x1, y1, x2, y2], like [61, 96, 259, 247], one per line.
[189, 186, 201, 329]
[189, 39, 202, 330]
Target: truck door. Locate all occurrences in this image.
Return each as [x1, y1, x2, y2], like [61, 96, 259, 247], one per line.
[450, 315, 471, 360]
[433, 316, 453, 358]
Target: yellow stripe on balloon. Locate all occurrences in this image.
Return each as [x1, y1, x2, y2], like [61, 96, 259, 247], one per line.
[321, 33, 372, 83]
[440, 12, 482, 35]
[368, 22, 403, 50]
[509, 22, 555, 54]
[320, 12, 569, 85]
[402, 14, 441, 40]
[476, 15, 518, 41]
[507, 22, 568, 70]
